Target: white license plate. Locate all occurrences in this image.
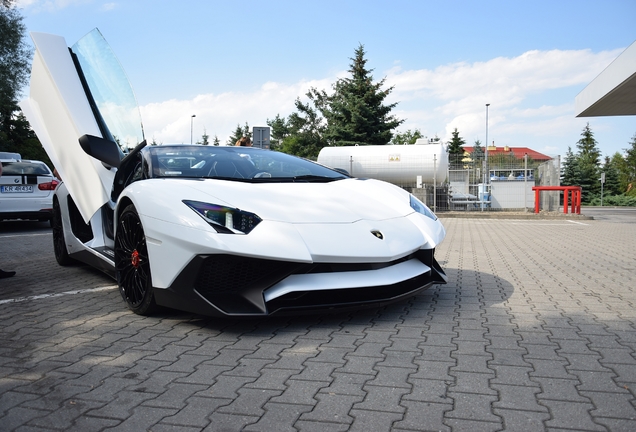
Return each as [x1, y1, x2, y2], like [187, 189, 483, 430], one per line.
[1, 185, 34, 193]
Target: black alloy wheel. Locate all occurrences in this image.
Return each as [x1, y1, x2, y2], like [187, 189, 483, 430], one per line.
[52, 197, 74, 266]
[115, 204, 157, 315]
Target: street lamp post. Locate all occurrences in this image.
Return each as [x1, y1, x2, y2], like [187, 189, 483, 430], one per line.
[485, 103, 490, 183]
[482, 103, 490, 211]
[190, 114, 196, 144]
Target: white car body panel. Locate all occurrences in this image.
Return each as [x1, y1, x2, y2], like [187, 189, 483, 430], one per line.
[19, 32, 113, 223]
[54, 183, 109, 255]
[180, 178, 413, 223]
[127, 177, 413, 223]
[263, 259, 430, 302]
[121, 178, 440, 290]
[0, 194, 52, 214]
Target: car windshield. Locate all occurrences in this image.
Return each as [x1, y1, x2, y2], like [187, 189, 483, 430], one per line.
[147, 146, 347, 182]
[2, 162, 51, 176]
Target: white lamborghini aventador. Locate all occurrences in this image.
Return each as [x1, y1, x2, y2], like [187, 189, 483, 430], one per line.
[20, 29, 447, 317]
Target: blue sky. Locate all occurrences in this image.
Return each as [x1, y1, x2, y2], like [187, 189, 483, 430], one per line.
[16, 0, 636, 159]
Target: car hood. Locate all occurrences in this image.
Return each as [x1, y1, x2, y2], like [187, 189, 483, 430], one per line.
[169, 177, 413, 224]
[126, 177, 445, 266]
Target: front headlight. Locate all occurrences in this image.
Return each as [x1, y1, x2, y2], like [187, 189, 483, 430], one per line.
[409, 194, 437, 221]
[183, 200, 262, 234]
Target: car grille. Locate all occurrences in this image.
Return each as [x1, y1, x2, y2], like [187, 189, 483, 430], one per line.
[183, 250, 445, 315]
[192, 255, 302, 314]
[194, 255, 297, 295]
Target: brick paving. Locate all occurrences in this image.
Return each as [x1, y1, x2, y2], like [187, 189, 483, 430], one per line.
[0, 214, 635, 431]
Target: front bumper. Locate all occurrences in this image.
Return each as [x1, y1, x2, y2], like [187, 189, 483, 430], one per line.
[153, 248, 447, 317]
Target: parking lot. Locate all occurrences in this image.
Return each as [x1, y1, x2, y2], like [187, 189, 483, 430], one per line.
[1, 211, 635, 431]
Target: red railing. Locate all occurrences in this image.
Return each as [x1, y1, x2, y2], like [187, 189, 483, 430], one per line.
[532, 186, 582, 214]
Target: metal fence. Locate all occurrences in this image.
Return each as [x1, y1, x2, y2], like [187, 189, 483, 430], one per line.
[315, 146, 562, 213]
[395, 153, 561, 213]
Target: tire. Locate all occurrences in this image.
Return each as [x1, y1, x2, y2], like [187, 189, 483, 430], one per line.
[115, 204, 157, 315]
[52, 197, 75, 266]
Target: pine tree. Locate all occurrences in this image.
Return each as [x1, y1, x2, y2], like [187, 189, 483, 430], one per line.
[466, 140, 484, 184]
[309, 44, 403, 146]
[278, 98, 327, 159]
[624, 133, 636, 195]
[561, 146, 580, 186]
[601, 155, 621, 196]
[471, 140, 484, 162]
[212, 135, 220, 146]
[576, 123, 601, 203]
[2, 111, 52, 167]
[267, 114, 290, 149]
[447, 128, 466, 154]
[198, 128, 209, 145]
[226, 122, 251, 146]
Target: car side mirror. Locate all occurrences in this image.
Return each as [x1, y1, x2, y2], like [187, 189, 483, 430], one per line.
[78, 134, 123, 169]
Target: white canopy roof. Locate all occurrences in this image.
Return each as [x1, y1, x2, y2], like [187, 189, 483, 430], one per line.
[575, 40, 636, 117]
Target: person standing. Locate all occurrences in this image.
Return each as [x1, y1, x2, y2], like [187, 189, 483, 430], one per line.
[0, 161, 16, 278]
[235, 136, 252, 147]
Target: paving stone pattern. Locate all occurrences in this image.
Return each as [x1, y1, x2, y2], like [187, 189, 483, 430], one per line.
[0, 217, 635, 431]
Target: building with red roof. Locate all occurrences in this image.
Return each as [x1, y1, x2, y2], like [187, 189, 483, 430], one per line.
[462, 145, 552, 161]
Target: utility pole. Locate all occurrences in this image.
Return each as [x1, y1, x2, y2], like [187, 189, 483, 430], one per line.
[600, 172, 605, 206]
[190, 114, 196, 144]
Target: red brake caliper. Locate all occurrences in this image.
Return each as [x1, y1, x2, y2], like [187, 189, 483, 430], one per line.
[131, 250, 140, 268]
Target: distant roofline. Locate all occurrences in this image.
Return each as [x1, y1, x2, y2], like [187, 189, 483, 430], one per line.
[462, 146, 552, 160]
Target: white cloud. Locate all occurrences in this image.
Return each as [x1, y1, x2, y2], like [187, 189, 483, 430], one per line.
[140, 47, 625, 157]
[386, 49, 621, 103]
[385, 47, 623, 150]
[100, 2, 117, 11]
[511, 104, 573, 119]
[15, 0, 91, 11]
[140, 78, 333, 144]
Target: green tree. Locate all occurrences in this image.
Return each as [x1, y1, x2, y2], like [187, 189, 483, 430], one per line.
[464, 139, 485, 184]
[226, 122, 250, 146]
[267, 114, 290, 150]
[561, 146, 580, 186]
[278, 98, 327, 159]
[600, 155, 621, 196]
[307, 44, 403, 146]
[198, 128, 210, 145]
[1, 2, 37, 157]
[611, 151, 628, 193]
[447, 128, 465, 155]
[212, 135, 220, 146]
[471, 139, 484, 162]
[392, 128, 422, 145]
[4, 112, 51, 166]
[624, 133, 636, 196]
[576, 123, 601, 203]
[275, 44, 406, 157]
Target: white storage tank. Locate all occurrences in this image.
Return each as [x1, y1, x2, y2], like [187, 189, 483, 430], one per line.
[317, 139, 448, 187]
